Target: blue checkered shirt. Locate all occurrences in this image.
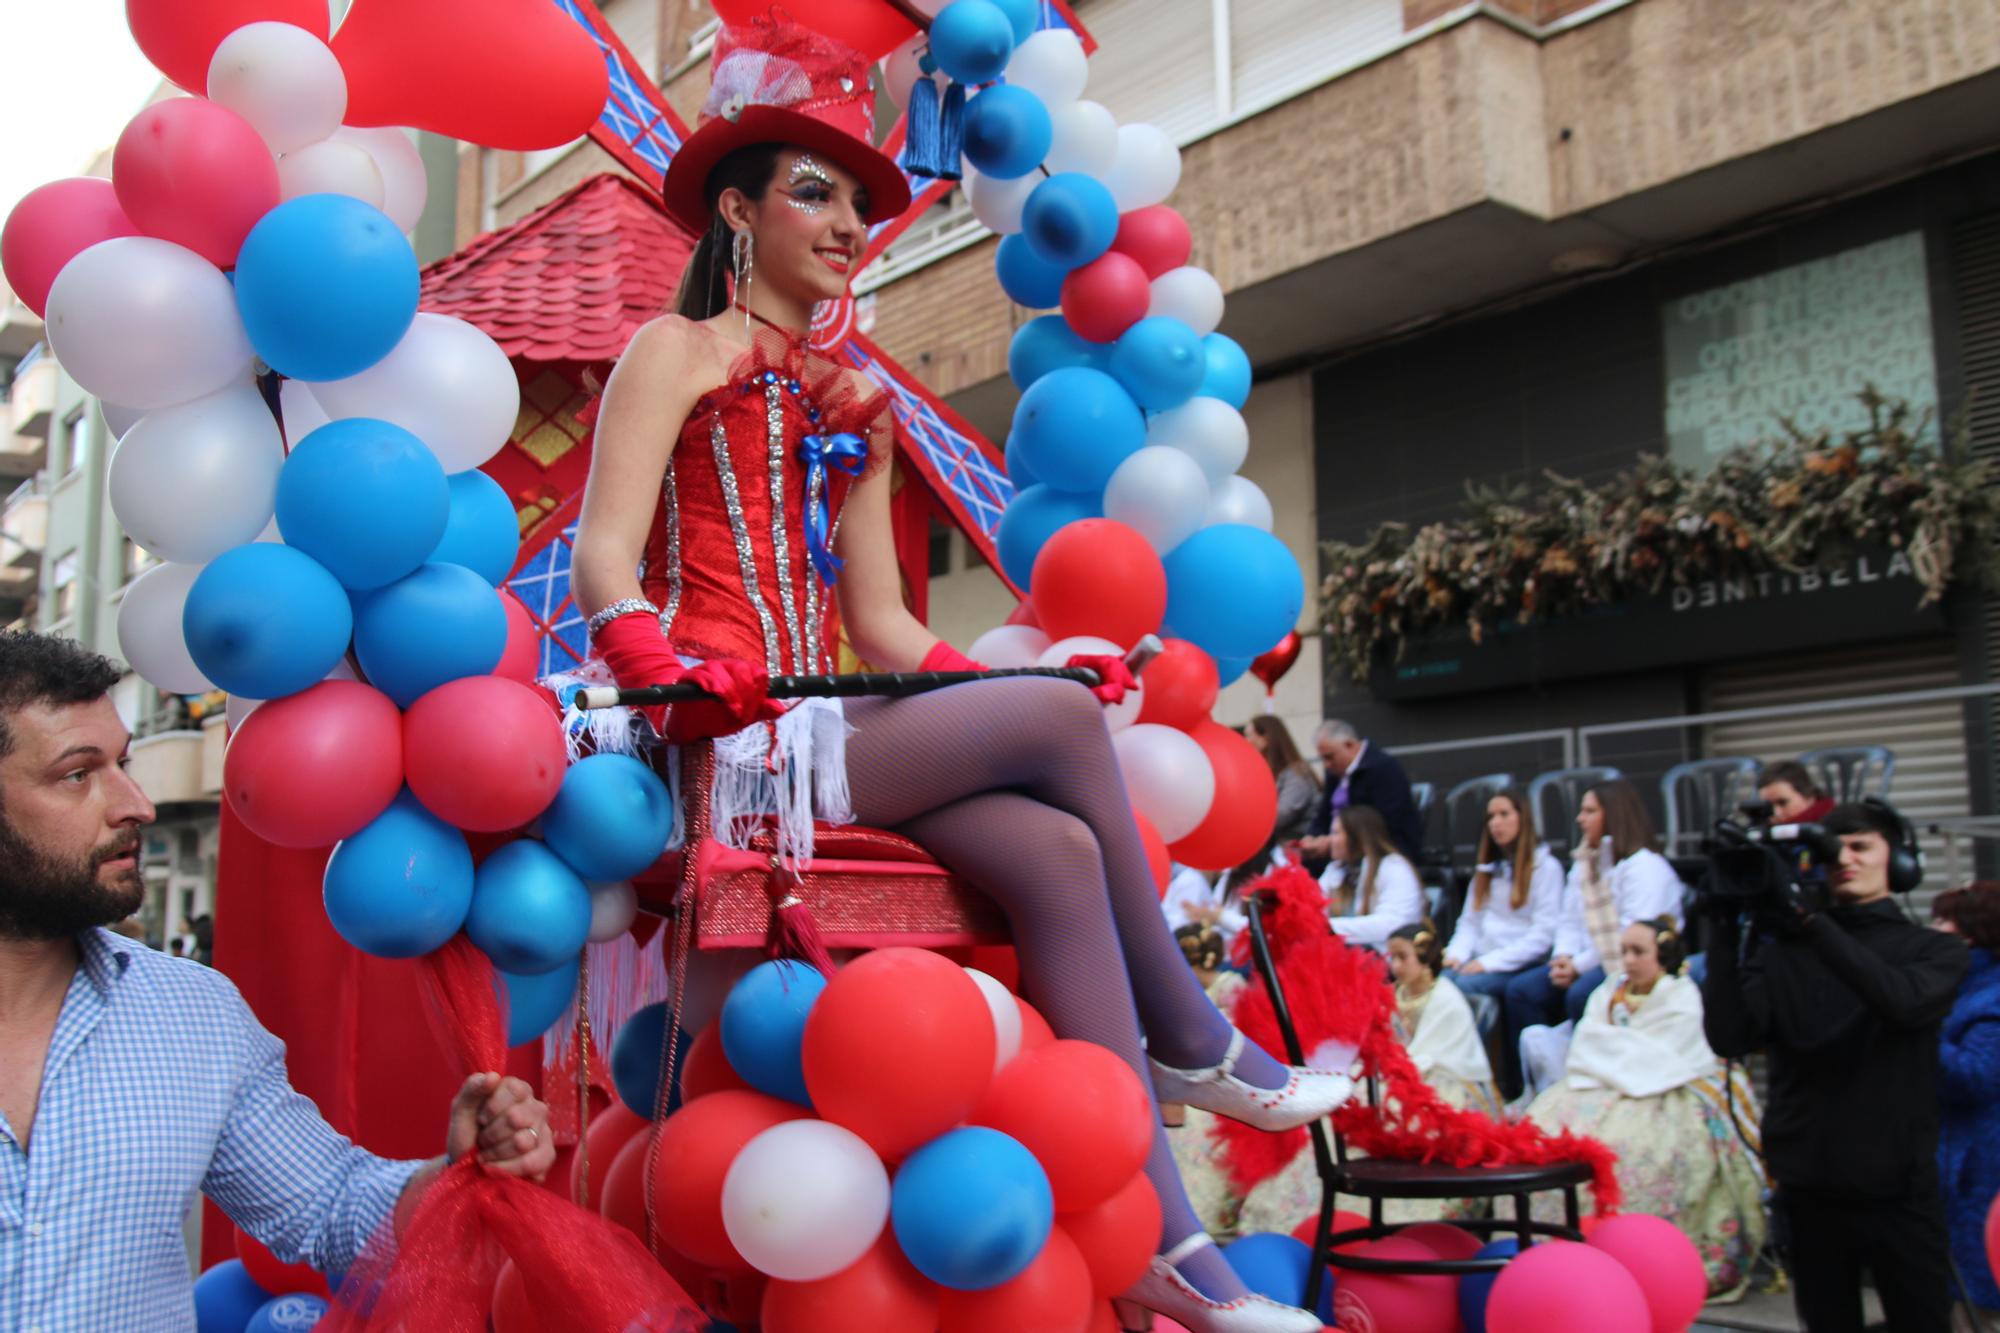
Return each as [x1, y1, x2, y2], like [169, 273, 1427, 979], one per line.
[0, 929, 425, 1332]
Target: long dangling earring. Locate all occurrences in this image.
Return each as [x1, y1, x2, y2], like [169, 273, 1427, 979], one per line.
[731, 229, 754, 336]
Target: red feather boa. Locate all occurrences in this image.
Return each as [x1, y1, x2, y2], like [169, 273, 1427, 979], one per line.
[1214, 868, 1622, 1213]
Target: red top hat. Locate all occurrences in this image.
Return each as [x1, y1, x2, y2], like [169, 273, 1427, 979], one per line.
[660, 10, 912, 238]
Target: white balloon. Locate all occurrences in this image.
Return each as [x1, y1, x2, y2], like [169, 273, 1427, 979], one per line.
[207, 22, 347, 153]
[964, 967, 1024, 1075]
[334, 127, 428, 232]
[279, 139, 385, 208]
[279, 377, 330, 442]
[1104, 123, 1182, 211]
[310, 313, 519, 473]
[1207, 475, 1274, 532]
[225, 693, 261, 731]
[1112, 723, 1215, 842]
[44, 237, 252, 410]
[722, 1120, 890, 1281]
[1148, 266, 1224, 336]
[586, 880, 639, 943]
[1044, 100, 1119, 177]
[969, 623, 1051, 668]
[1006, 29, 1088, 104]
[965, 168, 1036, 235]
[1147, 398, 1249, 484]
[100, 400, 144, 440]
[118, 563, 214, 694]
[1040, 633, 1144, 732]
[109, 383, 285, 565]
[1104, 445, 1211, 555]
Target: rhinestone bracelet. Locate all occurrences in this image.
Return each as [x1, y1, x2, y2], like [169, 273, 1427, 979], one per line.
[587, 598, 661, 638]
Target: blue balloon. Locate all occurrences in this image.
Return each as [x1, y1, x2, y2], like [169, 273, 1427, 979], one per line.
[1010, 366, 1146, 494]
[195, 1259, 272, 1333]
[498, 952, 579, 1046]
[352, 563, 507, 707]
[995, 485, 1099, 588]
[465, 839, 590, 976]
[963, 85, 1052, 180]
[1459, 1238, 1527, 1333]
[429, 469, 520, 586]
[1002, 433, 1041, 491]
[1163, 525, 1305, 659]
[720, 959, 826, 1107]
[995, 233, 1069, 310]
[990, 0, 1038, 41]
[234, 195, 418, 381]
[610, 1000, 696, 1117]
[892, 1126, 1053, 1290]
[1108, 317, 1206, 412]
[930, 0, 1015, 83]
[1222, 1232, 1334, 1323]
[184, 544, 353, 700]
[1009, 315, 1104, 391]
[1213, 655, 1251, 687]
[1022, 173, 1120, 269]
[276, 419, 449, 591]
[323, 790, 473, 958]
[1198, 332, 1252, 409]
[539, 753, 676, 883]
[245, 1293, 329, 1333]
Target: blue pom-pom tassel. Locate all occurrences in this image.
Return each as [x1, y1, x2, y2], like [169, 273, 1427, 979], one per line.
[904, 77, 967, 181]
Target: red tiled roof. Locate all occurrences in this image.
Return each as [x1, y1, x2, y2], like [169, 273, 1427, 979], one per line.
[420, 173, 690, 362]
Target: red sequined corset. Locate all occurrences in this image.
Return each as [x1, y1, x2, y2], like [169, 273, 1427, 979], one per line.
[641, 328, 891, 675]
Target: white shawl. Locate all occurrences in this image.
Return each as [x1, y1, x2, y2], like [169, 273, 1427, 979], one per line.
[1404, 977, 1494, 1088]
[1564, 972, 1718, 1097]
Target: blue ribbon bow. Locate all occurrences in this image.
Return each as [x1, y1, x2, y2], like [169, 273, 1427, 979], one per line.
[798, 431, 869, 584]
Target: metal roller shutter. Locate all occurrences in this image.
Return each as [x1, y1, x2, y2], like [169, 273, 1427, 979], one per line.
[1072, 0, 1218, 142]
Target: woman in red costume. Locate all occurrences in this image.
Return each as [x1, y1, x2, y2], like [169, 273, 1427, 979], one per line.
[568, 15, 1343, 1330]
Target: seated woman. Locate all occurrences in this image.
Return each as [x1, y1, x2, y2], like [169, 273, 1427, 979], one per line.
[1244, 716, 1320, 845]
[1525, 918, 1767, 1299]
[1931, 883, 2000, 1312]
[1319, 804, 1424, 949]
[1442, 787, 1563, 1096]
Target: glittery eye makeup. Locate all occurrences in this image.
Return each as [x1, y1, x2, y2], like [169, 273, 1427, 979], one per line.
[784, 156, 836, 215]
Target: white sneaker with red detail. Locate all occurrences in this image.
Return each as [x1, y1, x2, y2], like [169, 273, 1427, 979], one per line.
[1114, 1234, 1325, 1332]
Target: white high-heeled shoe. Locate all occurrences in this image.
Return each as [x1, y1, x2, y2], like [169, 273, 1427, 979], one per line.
[1114, 1233, 1325, 1332]
[1149, 1029, 1353, 1132]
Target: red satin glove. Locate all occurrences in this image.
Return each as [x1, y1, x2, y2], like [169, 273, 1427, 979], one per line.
[592, 610, 781, 743]
[919, 640, 987, 674]
[1065, 653, 1136, 706]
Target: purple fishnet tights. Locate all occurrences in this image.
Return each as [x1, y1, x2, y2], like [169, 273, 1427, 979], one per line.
[843, 678, 1289, 1300]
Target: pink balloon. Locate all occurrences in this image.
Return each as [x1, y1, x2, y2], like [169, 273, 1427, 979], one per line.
[1331, 1237, 1457, 1333]
[497, 592, 540, 684]
[113, 98, 279, 268]
[1586, 1215, 1708, 1333]
[1395, 1221, 1486, 1263]
[1, 179, 140, 319]
[1487, 1240, 1652, 1333]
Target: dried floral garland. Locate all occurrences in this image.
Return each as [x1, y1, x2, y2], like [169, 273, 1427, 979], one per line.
[1318, 391, 2000, 683]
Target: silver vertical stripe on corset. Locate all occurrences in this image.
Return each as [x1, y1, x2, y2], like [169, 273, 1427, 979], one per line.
[803, 462, 827, 673]
[656, 460, 683, 642]
[710, 414, 783, 674]
[765, 382, 804, 673]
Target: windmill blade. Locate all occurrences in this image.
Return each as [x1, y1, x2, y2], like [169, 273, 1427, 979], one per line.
[551, 0, 689, 189]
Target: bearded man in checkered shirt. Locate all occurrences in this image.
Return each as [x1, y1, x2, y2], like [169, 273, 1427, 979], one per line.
[0, 631, 558, 1332]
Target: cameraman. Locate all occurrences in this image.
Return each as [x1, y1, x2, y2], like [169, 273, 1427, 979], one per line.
[1702, 801, 1968, 1332]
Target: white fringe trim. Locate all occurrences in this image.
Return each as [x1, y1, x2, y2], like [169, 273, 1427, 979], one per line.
[540, 926, 674, 1069]
[710, 696, 852, 865]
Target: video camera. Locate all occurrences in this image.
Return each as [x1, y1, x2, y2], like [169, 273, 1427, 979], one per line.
[1696, 800, 1841, 918]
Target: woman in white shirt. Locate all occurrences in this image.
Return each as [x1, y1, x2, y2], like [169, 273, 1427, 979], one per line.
[1502, 779, 1685, 1060]
[1442, 787, 1564, 1098]
[1319, 804, 1423, 949]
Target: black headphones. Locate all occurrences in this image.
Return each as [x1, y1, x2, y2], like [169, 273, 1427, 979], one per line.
[1860, 796, 1924, 894]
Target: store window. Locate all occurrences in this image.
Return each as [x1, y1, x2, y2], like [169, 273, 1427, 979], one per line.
[50, 549, 77, 623]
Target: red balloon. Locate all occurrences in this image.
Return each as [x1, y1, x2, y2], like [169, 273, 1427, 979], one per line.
[1396, 1221, 1485, 1263]
[1291, 1208, 1372, 1250]
[126, 0, 331, 92]
[1058, 1172, 1162, 1296]
[803, 948, 996, 1159]
[1017, 996, 1056, 1051]
[1005, 600, 1042, 629]
[497, 592, 540, 684]
[1585, 1214, 1708, 1333]
[493, 1259, 546, 1333]
[112, 99, 279, 268]
[1331, 1237, 1457, 1333]
[1030, 519, 1166, 649]
[972, 1040, 1153, 1212]
[1110, 206, 1193, 280]
[1485, 1240, 1651, 1333]
[1061, 251, 1152, 344]
[1167, 721, 1278, 871]
[649, 1089, 811, 1272]
[1135, 814, 1171, 898]
[564, 1101, 649, 1210]
[334, 0, 610, 150]
[1136, 638, 1219, 731]
[682, 1021, 752, 1102]
[235, 1227, 331, 1300]
[404, 675, 567, 832]
[1, 179, 140, 319]
[939, 1226, 1094, 1333]
[761, 1233, 940, 1333]
[598, 1131, 652, 1241]
[1249, 631, 1302, 695]
[1086, 1301, 1122, 1333]
[224, 680, 404, 849]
